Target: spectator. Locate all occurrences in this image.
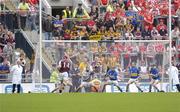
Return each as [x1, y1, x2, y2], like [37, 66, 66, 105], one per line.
[62, 6, 72, 29]
[3, 42, 13, 63]
[87, 16, 96, 28]
[98, 26, 106, 39]
[124, 19, 134, 33]
[0, 32, 7, 50]
[43, 15, 53, 42]
[62, 6, 72, 19]
[28, 5, 37, 31]
[142, 26, 151, 40]
[156, 19, 167, 32]
[0, 57, 10, 82]
[159, 26, 167, 40]
[134, 27, 142, 40]
[89, 26, 98, 40]
[6, 31, 15, 48]
[106, 1, 116, 13]
[89, 6, 99, 20]
[150, 6, 160, 17]
[117, 0, 125, 9]
[114, 15, 125, 34]
[73, 3, 90, 18]
[125, 29, 134, 40]
[18, 0, 30, 30]
[172, 26, 180, 40]
[104, 16, 114, 31]
[79, 27, 89, 40]
[151, 27, 159, 40]
[52, 15, 64, 39]
[176, 6, 180, 28]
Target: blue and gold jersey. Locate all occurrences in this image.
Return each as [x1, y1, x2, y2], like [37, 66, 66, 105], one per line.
[129, 67, 140, 79]
[150, 68, 160, 80]
[107, 69, 118, 80]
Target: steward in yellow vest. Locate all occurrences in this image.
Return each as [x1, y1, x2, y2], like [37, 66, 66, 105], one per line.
[62, 7, 72, 19]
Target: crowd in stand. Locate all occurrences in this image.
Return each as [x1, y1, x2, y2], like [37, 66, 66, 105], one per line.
[0, 0, 39, 32]
[0, 0, 38, 82]
[17, 0, 39, 31]
[0, 22, 15, 81]
[42, 0, 180, 40]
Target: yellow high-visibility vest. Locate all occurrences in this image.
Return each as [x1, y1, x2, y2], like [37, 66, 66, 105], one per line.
[18, 3, 29, 10]
[62, 10, 71, 18]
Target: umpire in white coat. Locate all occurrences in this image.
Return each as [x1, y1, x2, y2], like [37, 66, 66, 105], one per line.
[11, 60, 23, 93]
[167, 64, 180, 92]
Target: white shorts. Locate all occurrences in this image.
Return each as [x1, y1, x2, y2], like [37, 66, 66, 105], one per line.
[128, 78, 139, 84]
[58, 72, 72, 86]
[106, 80, 119, 85]
[59, 72, 69, 81]
[82, 82, 92, 87]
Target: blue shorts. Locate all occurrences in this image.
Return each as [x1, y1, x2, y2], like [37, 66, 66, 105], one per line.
[152, 76, 160, 81]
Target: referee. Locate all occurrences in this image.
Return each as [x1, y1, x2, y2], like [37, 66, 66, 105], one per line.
[11, 60, 23, 93]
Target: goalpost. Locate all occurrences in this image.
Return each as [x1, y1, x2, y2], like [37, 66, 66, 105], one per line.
[31, 42, 42, 93]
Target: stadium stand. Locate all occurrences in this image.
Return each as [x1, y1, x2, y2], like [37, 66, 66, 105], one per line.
[0, 0, 43, 83]
[42, 0, 177, 41]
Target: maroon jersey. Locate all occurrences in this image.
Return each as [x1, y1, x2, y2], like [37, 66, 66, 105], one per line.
[59, 60, 70, 73]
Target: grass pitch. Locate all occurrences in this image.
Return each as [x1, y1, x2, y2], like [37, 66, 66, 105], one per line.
[0, 93, 180, 112]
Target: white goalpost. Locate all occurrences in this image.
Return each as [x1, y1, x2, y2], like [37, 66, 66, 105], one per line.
[31, 42, 42, 93]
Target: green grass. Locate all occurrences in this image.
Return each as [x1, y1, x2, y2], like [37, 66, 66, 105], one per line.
[0, 93, 180, 112]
